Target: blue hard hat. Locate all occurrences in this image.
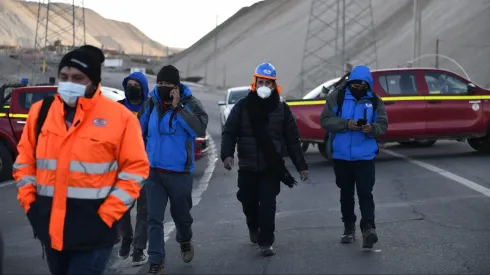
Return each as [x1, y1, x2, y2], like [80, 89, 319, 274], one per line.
[254, 63, 277, 80]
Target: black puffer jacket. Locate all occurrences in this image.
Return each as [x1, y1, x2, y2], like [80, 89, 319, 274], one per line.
[221, 96, 307, 173]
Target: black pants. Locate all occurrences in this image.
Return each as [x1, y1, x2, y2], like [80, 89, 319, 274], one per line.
[44, 246, 113, 275]
[117, 184, 148, 250]
[333, 159, 376, 230]
[236, 170, 281, 247]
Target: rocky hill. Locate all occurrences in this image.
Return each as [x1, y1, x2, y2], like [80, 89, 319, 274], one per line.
[170, 0, 490, 97]
[0, 0, 182, 56]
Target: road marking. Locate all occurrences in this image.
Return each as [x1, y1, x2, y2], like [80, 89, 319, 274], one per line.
[163, 132, 218, 241]
[383, 149, 490, 197]
[110, 132, 218, 273]
[0, 180, 15, 188]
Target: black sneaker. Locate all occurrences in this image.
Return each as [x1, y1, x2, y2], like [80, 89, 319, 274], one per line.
[180, 241, 194, 263]
[131, 248, 147, 267]
[249, 229, 258, 244]
[118, 238, 132, 259]
[260, 246, 275, 257]
[147, 263, 164, 275]
[341, 222, 356, 244]
[362, 226, 378, 250]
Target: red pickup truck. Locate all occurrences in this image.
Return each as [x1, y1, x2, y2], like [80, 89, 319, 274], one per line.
[286, 68, 490, 159]
[0, 84, 209, 182]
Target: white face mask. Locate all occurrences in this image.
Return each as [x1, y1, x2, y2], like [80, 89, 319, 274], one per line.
[57, 82, 87, 105]
[257, 86, 272, 99]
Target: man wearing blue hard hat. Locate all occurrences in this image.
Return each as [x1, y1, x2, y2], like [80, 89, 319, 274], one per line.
[221, 62, 308, 256]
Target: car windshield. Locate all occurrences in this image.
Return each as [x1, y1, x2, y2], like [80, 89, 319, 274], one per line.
[228, 89, 249, 104]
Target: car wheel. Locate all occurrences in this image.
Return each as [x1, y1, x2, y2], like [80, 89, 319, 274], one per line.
[468, 136, 490, 153]
[301, 142, 309, 153]
[0, 144, 13, 182]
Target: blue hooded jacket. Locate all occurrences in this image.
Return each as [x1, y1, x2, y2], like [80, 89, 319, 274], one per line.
[330, 65, 380, 161]
[121, 72, 149, 113]
[139, 84, 208, 173]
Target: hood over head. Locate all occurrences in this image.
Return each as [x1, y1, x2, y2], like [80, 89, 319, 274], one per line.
[122, 71, 149, 112]
[346, 65, 374, 98]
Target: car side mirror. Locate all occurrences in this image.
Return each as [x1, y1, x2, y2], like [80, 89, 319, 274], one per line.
[218, 100, 226, 106]
[467, 83, 476, 94]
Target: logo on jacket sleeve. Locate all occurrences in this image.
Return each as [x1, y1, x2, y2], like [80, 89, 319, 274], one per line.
[93, 118, 107, 127]
[365, 103, 373, 108]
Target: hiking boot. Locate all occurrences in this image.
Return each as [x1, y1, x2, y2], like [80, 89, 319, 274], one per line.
[249, 229, 259, 244]
[147, 264, 164, 275]
[180, 241, 194, 263]
[118, 238, 132, 259]
[362, 226, 378, 250]
[260, 246, 275, 257]
[341, 222, 356, 244]
[131, 248, 147, 267]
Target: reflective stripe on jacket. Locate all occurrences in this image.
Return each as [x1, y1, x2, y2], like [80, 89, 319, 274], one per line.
[14, 87, 150, 251]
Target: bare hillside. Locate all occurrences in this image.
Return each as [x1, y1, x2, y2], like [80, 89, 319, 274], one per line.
[170, 0, 490, 97]
[0, 0, 182, 56]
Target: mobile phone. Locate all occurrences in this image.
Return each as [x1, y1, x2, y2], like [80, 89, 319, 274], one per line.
[356, 119, 367, 126]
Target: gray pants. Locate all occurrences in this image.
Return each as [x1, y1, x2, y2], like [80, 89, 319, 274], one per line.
[146, 168, 193, 265]
[118, 184, 148, 250]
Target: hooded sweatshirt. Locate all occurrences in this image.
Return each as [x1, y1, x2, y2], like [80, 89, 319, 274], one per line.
[121, 72, 150, 113]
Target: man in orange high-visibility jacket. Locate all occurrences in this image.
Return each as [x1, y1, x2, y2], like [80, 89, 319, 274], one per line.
[13, 45, 150, 275]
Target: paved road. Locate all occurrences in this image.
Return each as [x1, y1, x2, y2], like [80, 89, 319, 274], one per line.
[2, 81, 490, 274]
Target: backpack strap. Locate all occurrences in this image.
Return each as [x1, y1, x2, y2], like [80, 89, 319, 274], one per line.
[143, 98, 155, 139]
[335, 88, 346, 116]
[35, 96, 55, 146]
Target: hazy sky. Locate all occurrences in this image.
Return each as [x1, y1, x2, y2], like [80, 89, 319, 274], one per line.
[80, 0, 262, 49]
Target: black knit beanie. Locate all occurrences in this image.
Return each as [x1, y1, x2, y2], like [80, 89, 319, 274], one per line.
[58, 45, 105, 85]
[157, 65, 180, 85]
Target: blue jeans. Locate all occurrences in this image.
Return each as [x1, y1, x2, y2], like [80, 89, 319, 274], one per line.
[44, 246, 113, 275]
[146, 168, 194, 265]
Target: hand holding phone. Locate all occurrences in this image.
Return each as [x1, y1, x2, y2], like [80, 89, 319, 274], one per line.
[356, 119, 367, 126]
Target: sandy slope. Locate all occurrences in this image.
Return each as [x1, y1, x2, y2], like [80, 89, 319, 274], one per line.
[169, 0, 490, 97]
[0, 0, 182, 56]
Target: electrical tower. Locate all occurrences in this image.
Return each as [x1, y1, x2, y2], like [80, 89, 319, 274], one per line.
[32, 0, 86, 85]
[296, 0, 378, 97]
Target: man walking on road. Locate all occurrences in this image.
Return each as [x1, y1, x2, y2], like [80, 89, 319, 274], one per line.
[139, 65, 208, 274]
[221, 62, 309, 257]
[320, 65, 388, 249]
[13, 45, 150, 274]
[116, 71, 150, 266]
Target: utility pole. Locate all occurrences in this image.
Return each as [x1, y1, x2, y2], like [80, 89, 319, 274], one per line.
[213, 15, 218, 88]
[223, 64, 227, 88]
[341, 0, 345, 71]
[412, 0, 422, 67]
[435, 38, 439, 68]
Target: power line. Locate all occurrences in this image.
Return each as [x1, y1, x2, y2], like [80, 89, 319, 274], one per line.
[296, 0, 378, 97]
[31, 0, 86, 85]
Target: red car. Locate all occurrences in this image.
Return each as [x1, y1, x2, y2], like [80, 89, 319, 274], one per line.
[0, 84, 209, 181]
[287, 68, 490, 158]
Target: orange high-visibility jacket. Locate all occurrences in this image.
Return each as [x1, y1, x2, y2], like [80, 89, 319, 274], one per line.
[13, 87, 150, 252]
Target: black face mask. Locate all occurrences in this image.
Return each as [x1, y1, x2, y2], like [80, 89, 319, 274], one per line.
[349, 86, 367, 99]
[125, 85, 142, 101]
[157, 86, 174, 102]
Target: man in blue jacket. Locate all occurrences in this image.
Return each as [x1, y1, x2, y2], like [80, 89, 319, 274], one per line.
[320, 65, 388, 250]
[139, 65, 208, 275]
[117, 71, 150, 266]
